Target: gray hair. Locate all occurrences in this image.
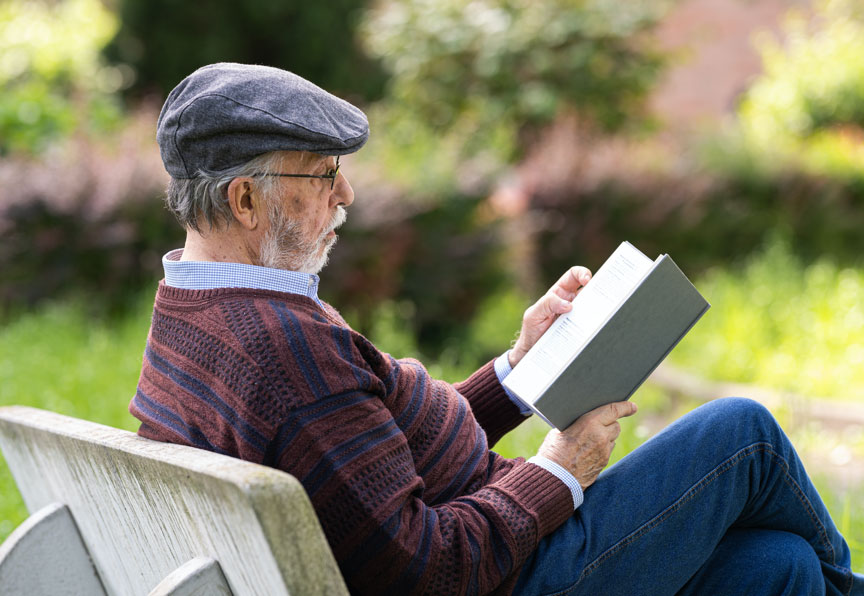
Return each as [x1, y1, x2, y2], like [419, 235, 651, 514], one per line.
[164, 152, 285, 232]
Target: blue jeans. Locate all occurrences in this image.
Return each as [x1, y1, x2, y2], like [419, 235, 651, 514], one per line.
[514, 398, 864, 596]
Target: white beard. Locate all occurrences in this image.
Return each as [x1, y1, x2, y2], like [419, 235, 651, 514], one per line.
[259, 205, 346, 274]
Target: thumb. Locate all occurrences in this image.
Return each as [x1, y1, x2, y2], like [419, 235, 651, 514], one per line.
[596, 401, 638, 425]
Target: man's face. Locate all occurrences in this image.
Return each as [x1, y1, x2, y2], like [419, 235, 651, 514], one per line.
[257, 152, 354, 274]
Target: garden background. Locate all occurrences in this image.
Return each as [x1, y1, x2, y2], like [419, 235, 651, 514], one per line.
[0, 0, 862, 572]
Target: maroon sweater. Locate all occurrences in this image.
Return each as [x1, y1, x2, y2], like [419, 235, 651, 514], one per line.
[132, 284, 574, 595]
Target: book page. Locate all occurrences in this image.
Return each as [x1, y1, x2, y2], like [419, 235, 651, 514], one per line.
[504, 242, 654, 403]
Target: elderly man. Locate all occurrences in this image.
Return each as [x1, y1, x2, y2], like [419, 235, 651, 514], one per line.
[133, 63, 862, 596]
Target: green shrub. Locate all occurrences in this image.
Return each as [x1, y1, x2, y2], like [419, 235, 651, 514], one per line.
[0, 108, 180, 317]
[0, 0, 127, 155]
[669, 236, 864, 400]
[104, 0, 387, 101]
[325, 192, 510, 356]
[359, 0, 671, 173]
[730, 0, 864, 180]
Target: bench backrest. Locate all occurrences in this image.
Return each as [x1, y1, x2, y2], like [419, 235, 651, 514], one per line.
[0, 405, 348, 596]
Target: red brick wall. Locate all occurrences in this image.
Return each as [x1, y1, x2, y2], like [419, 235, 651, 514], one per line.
[649, 0, 811, 130]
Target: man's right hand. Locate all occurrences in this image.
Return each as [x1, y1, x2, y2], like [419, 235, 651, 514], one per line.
[536, 401, 638, 489]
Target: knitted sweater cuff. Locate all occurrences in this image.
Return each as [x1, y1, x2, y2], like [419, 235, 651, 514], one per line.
[494, 461, 575, 538]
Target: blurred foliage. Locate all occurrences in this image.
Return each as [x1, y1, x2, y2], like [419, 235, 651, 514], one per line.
[359, 0, 671, 171]
[533, 159, 864, 285]
[103, 0, 387, 101]
[669, 235, 864, 400]
[0, 0, 128, 155]
[528, 0, 864, 282]
[324, 192, 511, 355]
[719, 0, 864, 180]
[353, 285, 531, 382]
[0, 108, 178, 317]
[0, 196, 180, 317]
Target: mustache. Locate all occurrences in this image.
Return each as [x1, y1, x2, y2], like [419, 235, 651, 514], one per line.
[323, 206, 347, 237]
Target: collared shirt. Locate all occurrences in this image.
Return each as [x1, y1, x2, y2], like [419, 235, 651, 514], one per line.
[162, 248, 323, 306]
[161, 248, 583, 508]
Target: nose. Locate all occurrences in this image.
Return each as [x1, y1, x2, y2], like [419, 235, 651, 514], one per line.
[331, 171, 354, 208]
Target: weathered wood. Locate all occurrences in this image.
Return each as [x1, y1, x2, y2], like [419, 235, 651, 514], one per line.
[0, 406, 349, 596]
[148, 557, 232, 596]
[0, 502, 107, 595]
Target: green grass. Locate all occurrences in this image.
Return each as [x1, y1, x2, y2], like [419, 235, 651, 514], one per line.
[0, 296, 150, 430]
[0, 294, 152, 539]
[668, 238, 864, 401]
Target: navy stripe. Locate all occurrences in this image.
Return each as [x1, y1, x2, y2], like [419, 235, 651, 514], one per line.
[271, 302, 331, 398]
[133, 390, 228, 455]
[331, 326, 372, 388]
[304, 419, 402, 495]
[272, 390, 378, 461]
[146, 346, 267, 452]
[381, 356, 400, 394]
[465, 500, 512, 579]
[419, 396, 467, 476]
[394, 362, 427, 428]
[433, 429, 488, 504]
[486, 451, 498, 478]
[465, 526, 482, 596]
[342, 510, 403, 579]
[387, 507, 437, 594]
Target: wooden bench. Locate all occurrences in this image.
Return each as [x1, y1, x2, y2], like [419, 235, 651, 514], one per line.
[0, 405, 349, 595]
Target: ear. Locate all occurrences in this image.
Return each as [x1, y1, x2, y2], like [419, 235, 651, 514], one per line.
[226, 177, 264, 231]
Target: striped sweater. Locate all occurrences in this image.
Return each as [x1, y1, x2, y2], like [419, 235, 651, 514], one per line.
[132, 283, 574, 595]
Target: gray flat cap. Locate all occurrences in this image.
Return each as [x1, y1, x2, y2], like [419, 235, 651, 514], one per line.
[157, 62, 369, 178]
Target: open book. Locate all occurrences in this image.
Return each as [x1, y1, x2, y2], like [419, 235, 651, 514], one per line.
[503, 241, 709, 430]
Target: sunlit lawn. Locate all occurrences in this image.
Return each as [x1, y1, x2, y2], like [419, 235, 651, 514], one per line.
[668, 239, 864, 401]
[0, 295, 149, 539]
[0, 241, 862, 571]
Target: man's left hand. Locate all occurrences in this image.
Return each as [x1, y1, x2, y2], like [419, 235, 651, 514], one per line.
[509, 266, 592, 368]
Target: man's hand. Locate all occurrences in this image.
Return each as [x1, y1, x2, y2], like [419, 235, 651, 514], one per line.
[536, 401, 638, 489]
[509, 266, 592, 368]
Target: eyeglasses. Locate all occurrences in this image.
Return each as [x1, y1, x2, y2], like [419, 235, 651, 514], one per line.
[260, 156, 340, 190]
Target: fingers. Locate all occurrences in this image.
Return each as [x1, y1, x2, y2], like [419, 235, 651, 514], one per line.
[590, 401, 638, 426]
[538, 290, 573, 318]
[521, 265, 593, 333]
[510, 265, 593, 367]
[523, 291, 572, 327]
[551, 266, 592, 300]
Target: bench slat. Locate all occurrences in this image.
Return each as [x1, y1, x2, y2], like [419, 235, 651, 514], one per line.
[0, 406, 349, 596]
[0, 502, 107, 595]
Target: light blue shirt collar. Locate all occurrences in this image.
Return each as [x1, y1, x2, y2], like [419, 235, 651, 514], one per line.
[161, 249, 322, 306]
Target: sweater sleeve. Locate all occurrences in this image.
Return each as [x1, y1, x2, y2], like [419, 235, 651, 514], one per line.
[271, 338, 574, 595]
[454, 359, 530, 447]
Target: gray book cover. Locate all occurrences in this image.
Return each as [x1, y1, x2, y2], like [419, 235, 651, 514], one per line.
[532, 255, 710, 430]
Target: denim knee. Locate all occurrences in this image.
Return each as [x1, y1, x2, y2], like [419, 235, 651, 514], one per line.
[771, 531, 825, 594]
[679, 529, 825, 596]
[701, 397, 778, 436]
[710, 396, 772, 419]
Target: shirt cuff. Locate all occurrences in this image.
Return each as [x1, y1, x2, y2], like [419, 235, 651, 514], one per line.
[527, 456, 584, 509]
[494, 351, 533, 417]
